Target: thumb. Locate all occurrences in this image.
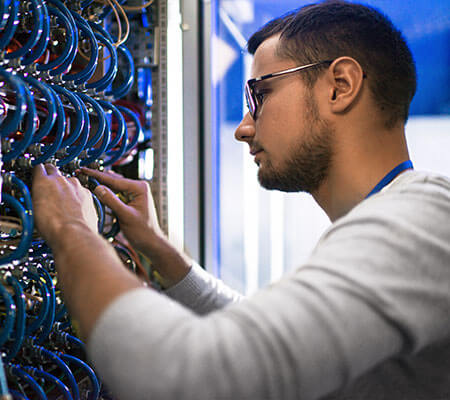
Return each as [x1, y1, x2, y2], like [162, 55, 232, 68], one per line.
[95, 185, 130, 220]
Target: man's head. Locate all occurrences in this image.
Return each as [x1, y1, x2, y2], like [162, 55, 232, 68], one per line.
[235, 0, 417, 194]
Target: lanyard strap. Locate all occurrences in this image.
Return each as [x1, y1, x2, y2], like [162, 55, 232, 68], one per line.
[366, 160, 414, 198]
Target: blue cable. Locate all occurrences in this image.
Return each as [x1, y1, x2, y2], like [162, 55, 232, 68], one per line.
[91, 193, 105, 234]
[0, 1, 10, 30]
[35, 268, 55, 344]
[97, 101, 125, 151]
[81, 0, 95, 8]
[7, 174, 33, 226]
[31, 85, 65, 166]
[22, 76, 57, 143]
[76, 93, 106, 149]
[80, 113, 110, 166]
[9, 365, 47, 400]
[9, 389, 29, 400]
[23, 367, 73, 400]
[21, 1, 50, 66]
[0, 355, 9, 398]
[86, 23, 118, 91]
[0, 0, 19, 51]
[0, 69, 26, 139]
[0, 282, 15, 348]
[5, 0, 45, 60]
[103, 121, 128, 167]
[105, 44, 135, 99]
[3, 83, 37, 162]
[54, 303, 67, 321]
[23, 271, 49, 336]
[0, 194, 33, 265]
[35, 6, 75, 72]
[58, 354, 100, 400]
[64, 11, 99, 84]
[50, 85, 84, 148]
[116, 105, 142, 153]
[47, 0, 79, 76]
[57, 93, 90, 167]
[37, 347, 80, 400]
[4, 275, 26, 363]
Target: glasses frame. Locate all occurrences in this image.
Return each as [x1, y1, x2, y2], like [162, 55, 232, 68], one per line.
[244, 60, 333, 120]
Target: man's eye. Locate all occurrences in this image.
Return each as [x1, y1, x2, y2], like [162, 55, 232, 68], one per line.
[255, 91, 268, 104]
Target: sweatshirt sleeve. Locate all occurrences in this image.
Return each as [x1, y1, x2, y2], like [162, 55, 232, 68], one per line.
[163, 261, 244, 314]
[87, 175, 450, 400]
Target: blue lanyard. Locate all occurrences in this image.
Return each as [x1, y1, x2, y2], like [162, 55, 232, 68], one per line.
[366, 160, 414, 198]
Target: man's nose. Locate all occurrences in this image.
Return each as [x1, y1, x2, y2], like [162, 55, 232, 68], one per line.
[234, 112, 256, 143]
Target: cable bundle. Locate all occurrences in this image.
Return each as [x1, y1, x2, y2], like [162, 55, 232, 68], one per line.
[0, 1, 151, 398]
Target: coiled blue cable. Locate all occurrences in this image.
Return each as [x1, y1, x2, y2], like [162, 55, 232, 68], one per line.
[3, 83, 37, 162]
[0, 69, 26, 139]
[23, 367, 73, 400]
[97, 101, 125, 151]
[23, 271, 49, 336]
[36, 347, 80, 400]
[76, 93, 106, 148]
[103, 121, 128, 167]
[8, 174, 33, 227]
[31, 85, 65, 166]
[0, 0, 10, 30]
[0, 282, 15, 348]
[116, 105, 142, 153]
[64, 11, 99, 84]
[58, 92, 90, 167]
[86, 23, 118, 91]
[5, 0, 45, 60]
[22, 76, 57, 143]
[0, 0, 19, 51]
[35, 268, 55, 344]
[0, 355, 9, 398]
[35, 6, 74, 72]
[0, 194, 33, 266]
[59, 353, 100, 400]
[105, 44, 135, 99]
[9, 365, 47, 400]
[50, 85, 83, 148]
[80, 114, 110, 166]
[21, 1, 50, 66]
[4, 275, 26, 362]
[47, 0, 79, 76]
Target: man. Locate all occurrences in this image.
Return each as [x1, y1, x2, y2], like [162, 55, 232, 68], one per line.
[32, 1, 450, 399]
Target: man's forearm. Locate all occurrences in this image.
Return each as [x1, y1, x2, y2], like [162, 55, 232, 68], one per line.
[50, 223, 143, 340]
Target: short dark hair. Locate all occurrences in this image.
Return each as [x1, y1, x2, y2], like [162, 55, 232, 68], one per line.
[247, 1, 417, 128]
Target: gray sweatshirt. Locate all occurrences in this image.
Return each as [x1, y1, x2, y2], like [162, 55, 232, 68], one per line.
[88, 170, 450, 400]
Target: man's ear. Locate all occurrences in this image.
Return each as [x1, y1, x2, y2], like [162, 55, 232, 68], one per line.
[327, 57, 365, 114]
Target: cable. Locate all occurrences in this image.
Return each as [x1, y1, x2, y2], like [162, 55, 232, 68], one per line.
[23, 367, 73, 400]
[35, 268, 55, 344]
[0, 282, 15, 348]
[0, 69, 26, 139]
[123, 0, 155, 12]
[4, 275, 26, 363]
[8, 365, 47, 400]
[58, 354, 100, 400]
[91, 193, 105, 234]
[35, 347, 80, 400]
[116, 105, 142, 153]
[105, 44, 135, 99]
[0, 0, 19, 51]
[64, 11, 99, 85]
[2, 83, 37, 163]
[23, 270, 49, 336]
[0, 194, 33, 265]
[5, 0, 45, 60]
[21, 1, 50, 66]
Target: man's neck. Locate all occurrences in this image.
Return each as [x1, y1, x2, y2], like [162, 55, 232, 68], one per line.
[312, 128, 411, 222]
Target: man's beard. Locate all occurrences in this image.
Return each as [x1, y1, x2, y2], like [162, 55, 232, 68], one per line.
[257, 94, 334, 193]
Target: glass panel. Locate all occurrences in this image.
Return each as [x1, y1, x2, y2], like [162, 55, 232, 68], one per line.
[210, 0, 450, 294]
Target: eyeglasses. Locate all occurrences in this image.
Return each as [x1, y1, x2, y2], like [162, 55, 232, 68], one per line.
[244, 60, 333, 120]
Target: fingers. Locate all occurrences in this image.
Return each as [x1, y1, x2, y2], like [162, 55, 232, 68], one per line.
[80, 167, 135, 193]
[32, 164, 47, 180]
[94, 185, 130, 220]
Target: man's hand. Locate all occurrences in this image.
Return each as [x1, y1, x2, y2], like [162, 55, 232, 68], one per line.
[79, 167, 163, 253]
[32, 164, 98, 247]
